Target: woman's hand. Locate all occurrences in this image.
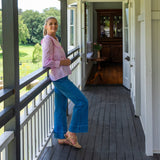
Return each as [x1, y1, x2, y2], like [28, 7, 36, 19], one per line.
[60, 58, 71, 66]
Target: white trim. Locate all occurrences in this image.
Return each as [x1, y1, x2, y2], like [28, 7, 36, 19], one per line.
[144, 0, 153, 156]
[134, 0, 141, 116]
[67, 8, 77, 49]
[0, 131, 14, 152]
[138, 13, 144, 22]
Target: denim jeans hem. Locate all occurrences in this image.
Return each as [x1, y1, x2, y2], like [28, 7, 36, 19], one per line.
[69, 124, 88, 133]
[53, 131, 66, 139]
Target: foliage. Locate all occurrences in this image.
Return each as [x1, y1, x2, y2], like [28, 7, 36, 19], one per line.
[19, 16, 30, 44]
[93, 43, 102, 51]
[32, 43, 42, 63]
[20, 7, 61, 45]
[0, 11, 2, 50]
[21, 10, 45, 44]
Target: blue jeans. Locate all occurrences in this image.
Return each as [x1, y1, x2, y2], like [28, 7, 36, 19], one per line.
[52, 76, 88, 139]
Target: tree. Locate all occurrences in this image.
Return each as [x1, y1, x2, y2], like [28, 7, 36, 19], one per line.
[0, 11, 2, 50]
[21, 10, 45, 44]
[32, 43, 42, 63]
[19, 8, 61, 45]
[19, 16, 30, 44]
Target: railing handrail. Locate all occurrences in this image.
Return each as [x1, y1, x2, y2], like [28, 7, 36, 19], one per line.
[0, 46, 80, 103]
[0, 45, 80, 130]
[0, 46, 81, 160]
[19, 67, 50, 90]
[0, 89, 14, 103]
[67, 46, 80, 57]
[20, 77, 51, 111]
[0, 131, 14, 152]
[71, 53, 80, 63]
[0, 105, 14, 129]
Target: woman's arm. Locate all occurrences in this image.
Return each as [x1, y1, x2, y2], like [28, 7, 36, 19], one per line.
[42, 37, 71, 68]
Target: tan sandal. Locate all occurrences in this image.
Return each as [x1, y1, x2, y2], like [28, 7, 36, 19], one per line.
[64, 132, 82, 149]
[58, 139, 72, 146]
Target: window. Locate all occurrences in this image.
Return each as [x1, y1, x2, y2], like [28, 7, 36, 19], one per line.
[124, 4, 129, 53]
[68, 8, 76, 50]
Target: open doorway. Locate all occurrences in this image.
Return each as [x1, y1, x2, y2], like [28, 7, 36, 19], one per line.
[85, 2, 130, 88]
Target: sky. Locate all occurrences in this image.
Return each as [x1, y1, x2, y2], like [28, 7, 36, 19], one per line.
[0, 0, 60, 12]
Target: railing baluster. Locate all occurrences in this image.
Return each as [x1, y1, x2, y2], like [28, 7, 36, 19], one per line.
[34, 114, 37, 157]
[0, 47, 80, 160]
[52, 93, 54, 129]
[27, 123, 29, 160]
[31, 118, 33, 160]
[22, 128, 24, 160]
[50, 95, 52, 131]
[39, 93, 42, 102]
[38, 109, 40, 152]
[46, 99, 49, 137]
[32, 99, 36, 108]
[43, 102, 46, 141]
[2, 149, 5, 160]
[49, 97, 51, 133]
[5, 146, 8, 160]
[45, 87, 48, 96]
[41, 107, 43, 147]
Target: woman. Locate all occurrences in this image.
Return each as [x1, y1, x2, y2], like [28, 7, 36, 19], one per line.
[42, 17, 88, 149]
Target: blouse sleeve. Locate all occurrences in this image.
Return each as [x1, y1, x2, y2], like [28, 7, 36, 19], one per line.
[42, 37, 60, 69]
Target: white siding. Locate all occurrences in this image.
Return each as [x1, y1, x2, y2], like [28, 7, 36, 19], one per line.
[138, 0, 146, 134]
[138, 0, 153, 155]
[152, 0, 160, 153]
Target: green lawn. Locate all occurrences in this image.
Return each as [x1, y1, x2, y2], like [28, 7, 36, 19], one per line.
[0, 44, 46, 136]
[0, 44, 43, 79]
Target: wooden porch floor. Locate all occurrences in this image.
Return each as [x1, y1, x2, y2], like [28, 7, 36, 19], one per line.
[39, 86, 160, 160]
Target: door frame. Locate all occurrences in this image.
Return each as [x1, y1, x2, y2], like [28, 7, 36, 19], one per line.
[122, 2, 131, 90]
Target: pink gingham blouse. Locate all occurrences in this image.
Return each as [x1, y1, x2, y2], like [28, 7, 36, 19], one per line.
[42, 35, 71, 81]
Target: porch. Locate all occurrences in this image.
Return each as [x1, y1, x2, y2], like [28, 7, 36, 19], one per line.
[39, 86, 159, 160]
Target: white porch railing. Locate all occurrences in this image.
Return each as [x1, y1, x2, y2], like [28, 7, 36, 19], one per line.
[0, 47, 80, 160]
[0, 131, 14, 160]
[20, 84, 54, 160]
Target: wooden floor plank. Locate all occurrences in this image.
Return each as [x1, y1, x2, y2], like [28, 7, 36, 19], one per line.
[109, 104, 117, 160]
[116, 102, 125, 160]
[39, 86, 160, 160]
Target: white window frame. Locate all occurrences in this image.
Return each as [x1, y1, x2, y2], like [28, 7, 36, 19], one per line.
[67, 7, 77, 50]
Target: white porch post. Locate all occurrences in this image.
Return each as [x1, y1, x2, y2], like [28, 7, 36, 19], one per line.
[61, 0, 68, 56]
[134, 0, 141, 116]
[144, 0, 153, 156]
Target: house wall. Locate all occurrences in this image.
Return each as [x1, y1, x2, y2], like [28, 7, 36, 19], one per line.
[93, 2, 122, 42]
[139, 0, 146, 134]
[151, 0, 160, 153]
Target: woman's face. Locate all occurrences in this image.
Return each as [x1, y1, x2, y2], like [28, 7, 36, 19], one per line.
[45, 18, 58, 35]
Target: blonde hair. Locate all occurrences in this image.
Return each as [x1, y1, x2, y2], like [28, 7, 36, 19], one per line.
[43, 17, 58, 36]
